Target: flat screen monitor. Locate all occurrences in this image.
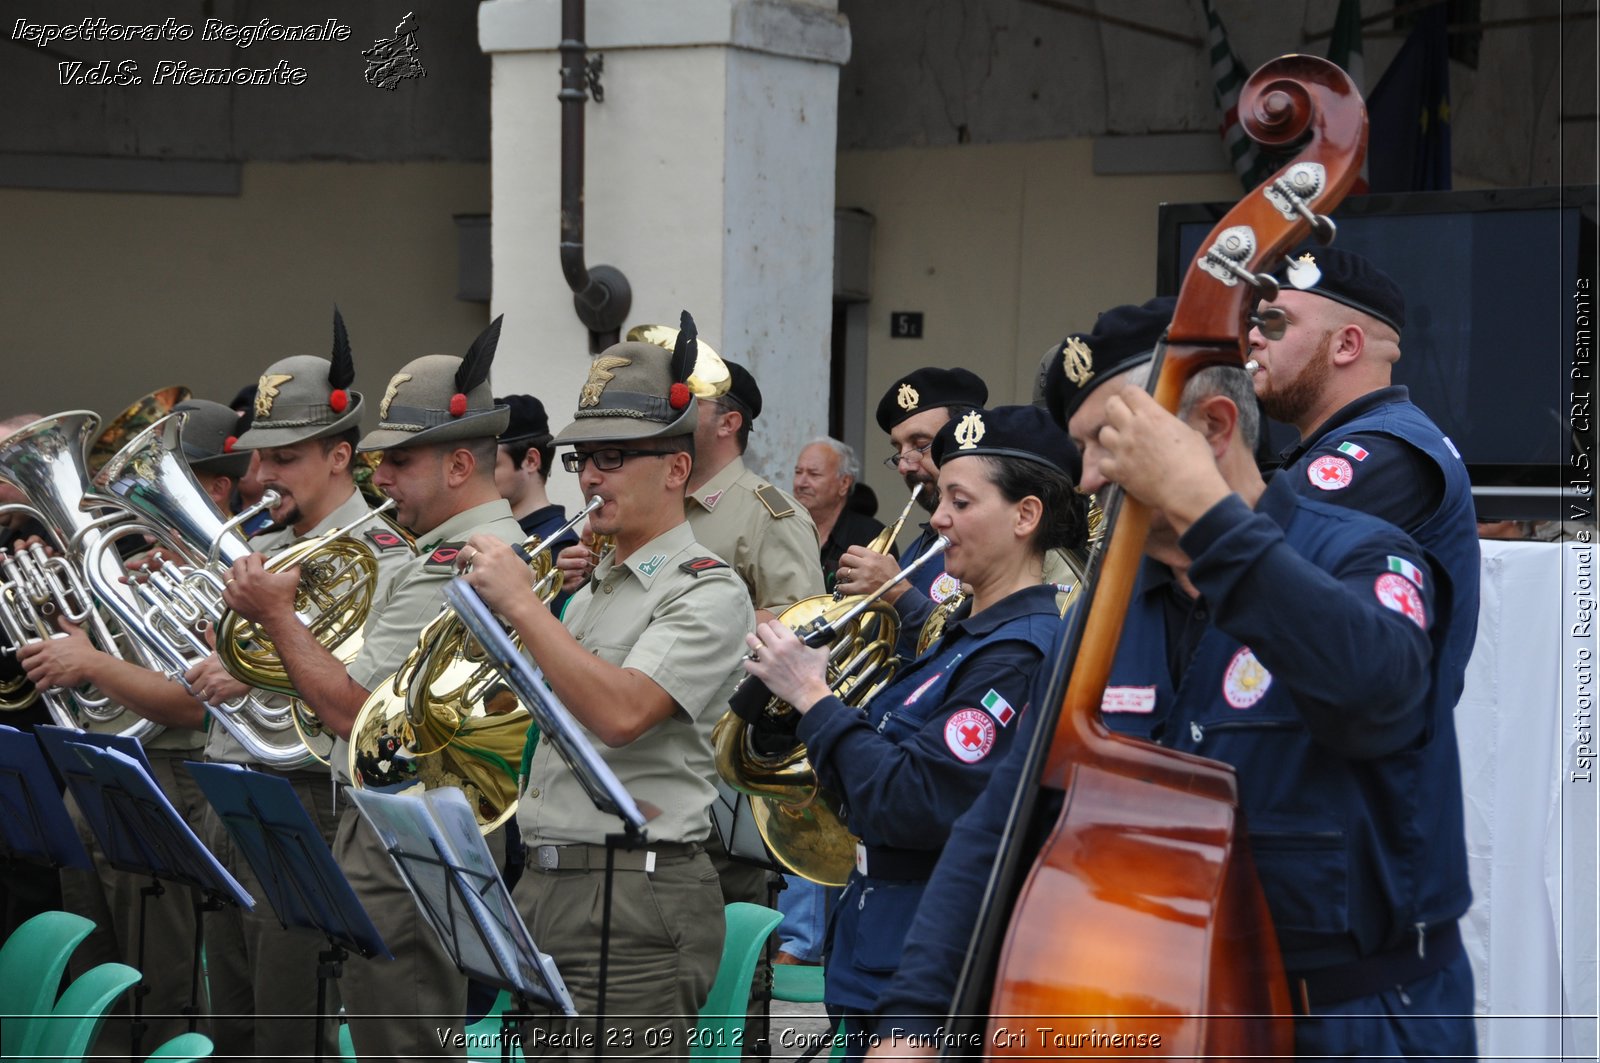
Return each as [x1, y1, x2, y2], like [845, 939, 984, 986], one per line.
[1156, 186, 1595, 520]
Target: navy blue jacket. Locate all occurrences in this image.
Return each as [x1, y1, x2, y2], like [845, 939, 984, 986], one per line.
[887, 524, 962, 658]
[872, 474, 1461, 1033]
[797, 583, 1061, 1012]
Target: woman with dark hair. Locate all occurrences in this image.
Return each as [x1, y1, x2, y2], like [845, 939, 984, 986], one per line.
[744, 404, 1085, 1059]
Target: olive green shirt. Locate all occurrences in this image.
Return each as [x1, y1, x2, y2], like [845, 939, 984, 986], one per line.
[204, 488, 411, 766]
[516, 521, 753, 846]
[686, 456, 824, 614]
[327, 498, 523, 782]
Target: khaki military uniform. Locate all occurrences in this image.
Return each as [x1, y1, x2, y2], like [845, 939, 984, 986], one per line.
[201, 487, 410, 1062]
[515, 520, 753, 1059]
[333, 497, 522, 1063]
[686, 456, 823, 614]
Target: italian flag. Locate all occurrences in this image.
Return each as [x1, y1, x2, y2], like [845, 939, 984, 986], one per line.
[1338, 441, 1370, 461]
[981, 689, 1016, 726]
[1388, 556, 1425, 588]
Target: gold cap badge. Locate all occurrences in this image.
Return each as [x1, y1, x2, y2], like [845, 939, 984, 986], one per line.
[579, 355, 632, 409]
[255, 373, 293, 418]
[953, 411, 986, 450]
[1287, 252, 1322, 291]
[1060, 337, 1094, 388]
[379, 373, 413, 420]
[896, 383, 920, 412]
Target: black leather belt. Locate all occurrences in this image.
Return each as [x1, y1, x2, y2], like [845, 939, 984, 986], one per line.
[532, 841, 702, 873]
[856, 844, 940, 881]
[1288, 921, 1463, 1011]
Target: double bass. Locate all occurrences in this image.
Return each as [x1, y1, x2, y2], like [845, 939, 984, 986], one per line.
[948, 56, 1368, 1057]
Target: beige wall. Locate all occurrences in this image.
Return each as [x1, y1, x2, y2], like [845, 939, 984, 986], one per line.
[837, 138, 1241, 505]
[0, 162, 489, 426]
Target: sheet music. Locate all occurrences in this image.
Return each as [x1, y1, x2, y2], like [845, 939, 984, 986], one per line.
[0, 725, 92, 869]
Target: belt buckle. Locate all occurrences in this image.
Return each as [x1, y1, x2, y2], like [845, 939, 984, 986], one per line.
[536, 845, 560, 870]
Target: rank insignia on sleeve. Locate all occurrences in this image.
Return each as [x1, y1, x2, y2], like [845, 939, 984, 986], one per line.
[1375, 573, 1428, 629]
[1306, 454, 1354, 490]
[365, 528, 408, 551]
[679, 557, 728, 577]
[424, 542, 465, 570]
[944, 708, 997, 763]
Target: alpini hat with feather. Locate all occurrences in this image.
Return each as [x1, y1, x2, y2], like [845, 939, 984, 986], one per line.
[551, 310, 701, 444]
[234, 307, 366, 450]
[359, 316, 512, 451]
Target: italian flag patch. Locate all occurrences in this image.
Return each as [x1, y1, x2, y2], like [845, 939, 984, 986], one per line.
[981, 688, 1016, 726]
[1337, 441, 1369, 461]
[1387, 555, 1425, 588]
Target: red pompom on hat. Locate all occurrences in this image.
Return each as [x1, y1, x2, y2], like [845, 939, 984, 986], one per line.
[668, 382, 691, 410]
[223, 435, 238, 453]
[449, 393, 469, 417]
[329, 388, 350, 413]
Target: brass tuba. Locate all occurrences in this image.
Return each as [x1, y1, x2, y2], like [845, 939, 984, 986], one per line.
[91, 410, 326, 768]
[346, 498, 602, 832]
[0, 412, 173, 740]
[713, 539, 951, 885]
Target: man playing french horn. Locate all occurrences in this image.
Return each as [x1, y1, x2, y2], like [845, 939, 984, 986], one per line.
[182, 314, 414, 1062]
[459, 336, 752, 1059]
[219, 317, 521, 1063]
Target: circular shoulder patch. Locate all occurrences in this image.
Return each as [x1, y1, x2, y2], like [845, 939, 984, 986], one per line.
[1374, 573, 1428, 629]
[929, 571, 962, 603]
[944, 708, 997, 763]
[1306, 454, 1354, 491]
[1222, 646, 1272, 709]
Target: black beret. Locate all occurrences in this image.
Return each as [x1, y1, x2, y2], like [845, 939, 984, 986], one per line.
[931, 405, 1081, 485]
[722, 360, 763, 422]
[1274, 246, 1405, 332]
[496, 394, 552, 449]
[875, 367, 988, 432]
[1042, 297, 1175, 428]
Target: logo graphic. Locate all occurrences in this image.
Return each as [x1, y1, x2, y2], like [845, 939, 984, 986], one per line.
[379, 373, 413, 419]
[1222, 647, 1271, 709]
[363, 12, 426, 91]
[1060, 336, 1094, 386]
[255, 373, 294, 417]
[896, 383, 920, 411]
[953, 411, 986, 450]
[579, 355, 631, 408]
[929, 571, 961, 603]
[1375, 573, 1428, 629]
[944, 708, 996, 763]
[1306, 454, 1353, 490]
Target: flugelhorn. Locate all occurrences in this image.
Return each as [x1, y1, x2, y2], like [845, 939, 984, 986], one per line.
[346, 497, 603, 831]
[713, 539, 951, 885]
[91, 410, 325, 768]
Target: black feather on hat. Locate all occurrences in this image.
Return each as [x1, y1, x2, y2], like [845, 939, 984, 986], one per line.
[453, 315, 503, 415]
[670, 310, 697, 385]
[330, 306, 354, 389]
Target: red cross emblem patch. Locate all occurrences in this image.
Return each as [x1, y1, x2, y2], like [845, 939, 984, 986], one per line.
[1307, 455, 1354, 491]
[1375, 573, 1428, 629]
[944, 708, 996, 763]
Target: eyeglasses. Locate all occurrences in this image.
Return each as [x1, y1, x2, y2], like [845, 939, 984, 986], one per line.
[561, 448, 671, 473]
[1250, 305, 1289, 341]
[881, 441, 934, 470]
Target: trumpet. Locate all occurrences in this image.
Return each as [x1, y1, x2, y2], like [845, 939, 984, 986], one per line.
[713, 538, 951, 885]
[89, 409, 326, 767]
[346, 497, 604, 831]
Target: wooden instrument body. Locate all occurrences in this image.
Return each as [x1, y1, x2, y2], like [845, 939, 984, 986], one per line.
[982, 54, 1367, 1059]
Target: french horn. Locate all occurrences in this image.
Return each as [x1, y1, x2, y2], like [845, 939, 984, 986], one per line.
[346, 498, 603, 832]
[713, 539, 951, 886]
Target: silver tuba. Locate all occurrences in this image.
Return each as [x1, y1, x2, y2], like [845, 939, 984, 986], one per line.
[92, 411, 325, 768]
[0, 412, 168, 740]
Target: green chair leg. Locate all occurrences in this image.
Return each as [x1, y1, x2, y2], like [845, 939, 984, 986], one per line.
[691, 902, 784, 1061]
[0, 910, 96, 1059]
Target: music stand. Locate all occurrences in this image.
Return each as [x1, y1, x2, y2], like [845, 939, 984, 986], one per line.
[185, 761, 391, 1063]
[0, 725, 92, 872]
[347, 786, 575, 1063]
[33, 727, 252, 1059]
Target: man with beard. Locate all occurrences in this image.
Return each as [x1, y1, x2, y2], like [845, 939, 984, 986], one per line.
[834, 368, 987, 650]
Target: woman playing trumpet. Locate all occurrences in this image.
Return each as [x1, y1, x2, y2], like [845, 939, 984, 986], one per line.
[743, 405, 1087, 1059]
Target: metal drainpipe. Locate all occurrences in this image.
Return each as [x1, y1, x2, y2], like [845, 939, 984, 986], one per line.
[559, 0, 631, 353]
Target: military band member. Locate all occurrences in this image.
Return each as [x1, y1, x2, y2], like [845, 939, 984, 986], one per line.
[185, 320, 412, 1062]
[17, 398, 244, 1055]
[493, 392, 578, 550]
[222, 318, 522, 1062]
[461, 339, 753, 1059]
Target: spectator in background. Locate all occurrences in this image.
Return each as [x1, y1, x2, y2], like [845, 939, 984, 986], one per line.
[793, 437, 895, 593]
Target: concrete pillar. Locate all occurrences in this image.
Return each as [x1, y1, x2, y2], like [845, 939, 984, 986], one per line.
[479, 0, 851, 507]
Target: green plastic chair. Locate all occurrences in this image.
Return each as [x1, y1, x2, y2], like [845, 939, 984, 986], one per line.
[0, 909, 95, 1058]
[692, 902, 783, 1061]
[23, 960, 141, 1063]
[772, 962, 826, 1004]
[144, 1030, 215, 1061]
[465, 989, 524, 1062]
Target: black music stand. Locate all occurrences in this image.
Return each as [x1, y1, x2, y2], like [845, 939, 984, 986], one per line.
[0, 725, 92, 872]
[33, 726, 251, 1060]
[185, 761, 391, 1063]
[347, 786, 575, 1063]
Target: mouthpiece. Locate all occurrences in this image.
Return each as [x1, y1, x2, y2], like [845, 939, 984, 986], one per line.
[1244, 359, 1261, 373]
